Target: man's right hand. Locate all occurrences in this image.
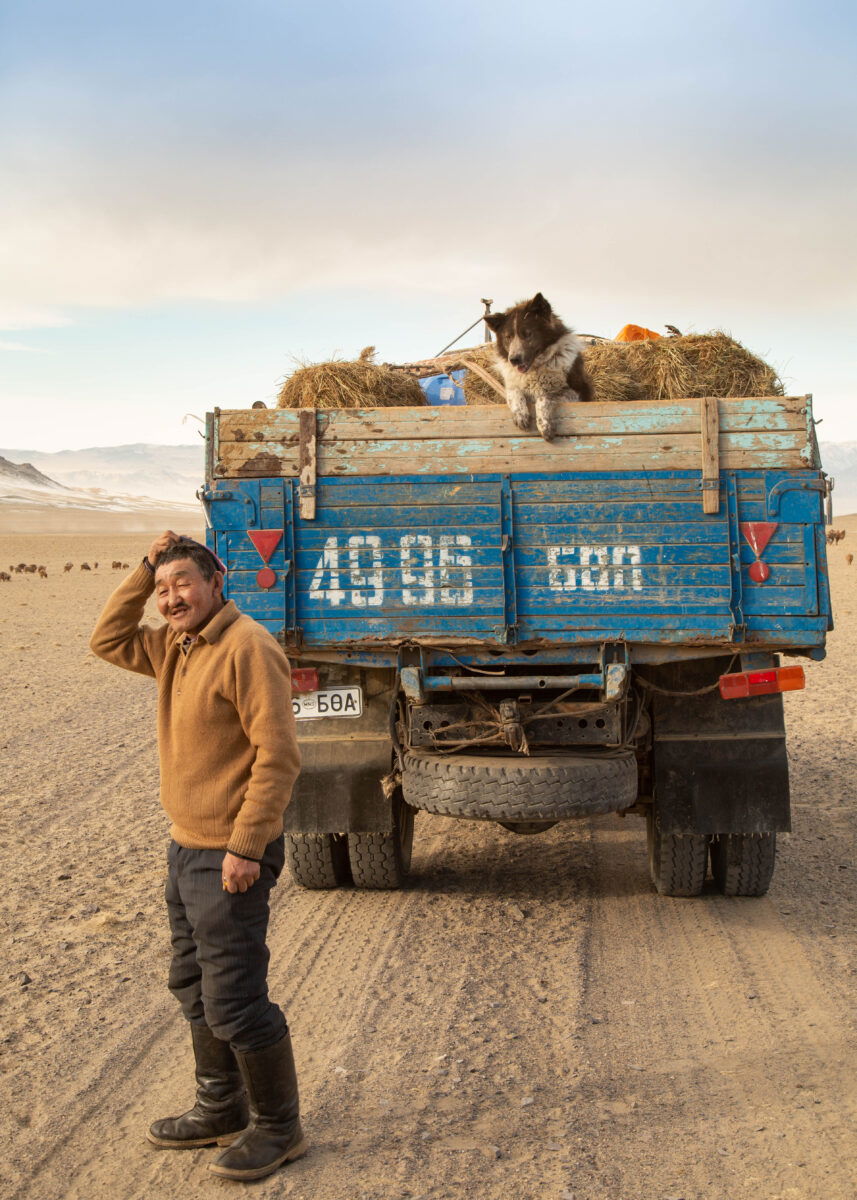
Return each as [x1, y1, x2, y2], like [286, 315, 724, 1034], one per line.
[146, 530, 180, 569]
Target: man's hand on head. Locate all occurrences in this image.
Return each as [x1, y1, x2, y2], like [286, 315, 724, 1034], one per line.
[146, 530, 181, 570]
[222, 851, 261, 894]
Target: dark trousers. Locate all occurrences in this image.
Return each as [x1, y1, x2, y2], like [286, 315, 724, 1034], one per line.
[165, 837, 287, 1052]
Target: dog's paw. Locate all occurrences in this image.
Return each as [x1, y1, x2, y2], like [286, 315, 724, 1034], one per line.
[507, 396, 531, 430]
[536, 419, 556, 442]
[534, 395, 557, 440]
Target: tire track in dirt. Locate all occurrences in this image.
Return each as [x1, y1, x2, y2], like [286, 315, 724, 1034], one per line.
[569, 818, 857, 1200]
[273, 815, 595, 1200]
[17, 873, 423, 1200]
[28, 813, 596, 1200]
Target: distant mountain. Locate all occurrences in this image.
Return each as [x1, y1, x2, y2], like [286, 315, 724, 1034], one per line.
[0, 442, 203, 505]
[819, 442, 857, 518]
[0, 455, 66, 491]
[0, 451, 197, 515]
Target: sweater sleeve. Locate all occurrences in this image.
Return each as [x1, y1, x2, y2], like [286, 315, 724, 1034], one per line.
[226, 629, 301, 860]
[89, 562, 167, 678]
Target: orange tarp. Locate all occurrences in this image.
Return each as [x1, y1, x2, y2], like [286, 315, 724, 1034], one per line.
[615, 324, 662, 342]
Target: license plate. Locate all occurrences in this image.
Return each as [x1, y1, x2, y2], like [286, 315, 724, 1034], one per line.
[292, 686, 363, 720]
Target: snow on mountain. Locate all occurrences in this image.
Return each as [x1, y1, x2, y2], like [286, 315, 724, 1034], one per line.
[0, 450, 198, 514]
[0, 443, 203, 505]
[0, 455, 67, 492]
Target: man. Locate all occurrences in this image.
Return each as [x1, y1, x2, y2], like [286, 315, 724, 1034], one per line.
[90, 530, 304, 1181]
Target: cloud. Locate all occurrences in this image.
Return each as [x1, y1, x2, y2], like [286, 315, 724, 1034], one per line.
[0, 136, 853, 335]
[0, 338, 50, 352]
[1, 0, 854, 330]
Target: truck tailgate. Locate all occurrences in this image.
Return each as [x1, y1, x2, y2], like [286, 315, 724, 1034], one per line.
[206, 468, 828, 651]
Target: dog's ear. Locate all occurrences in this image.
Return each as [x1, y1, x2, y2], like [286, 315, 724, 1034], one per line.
[484, 312, 506, 333]
[528, 292, 552, 316]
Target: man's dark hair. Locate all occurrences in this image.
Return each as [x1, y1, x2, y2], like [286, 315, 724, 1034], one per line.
[154, 538, 223, 581]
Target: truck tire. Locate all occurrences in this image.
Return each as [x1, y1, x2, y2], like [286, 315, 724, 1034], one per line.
[646, 809, 709, 897]
[402, 749, 637, 821]
[710, 833, 776, 897]
[285, 833, 352, 889]
[348, 795, 415, 890]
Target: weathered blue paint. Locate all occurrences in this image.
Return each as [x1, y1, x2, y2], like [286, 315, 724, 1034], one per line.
[208, 466, 831, 661]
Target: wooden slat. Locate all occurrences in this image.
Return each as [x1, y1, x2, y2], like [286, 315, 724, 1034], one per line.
[298, 410, 317, 519]
[213, 397, 814, 480]
[217, 396, 810, 444]
[700, 396, 720, 514]
[216, 437, 808, 478]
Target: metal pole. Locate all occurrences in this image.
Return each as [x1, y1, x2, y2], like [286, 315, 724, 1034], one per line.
[482, 298, 494, 344]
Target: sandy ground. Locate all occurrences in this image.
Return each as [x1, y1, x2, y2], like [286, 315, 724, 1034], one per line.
[2, 516, 856, 1200]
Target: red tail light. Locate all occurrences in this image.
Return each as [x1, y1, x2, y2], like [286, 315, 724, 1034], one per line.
[719, 665, 805, 700]
[291, 668, 319, 694]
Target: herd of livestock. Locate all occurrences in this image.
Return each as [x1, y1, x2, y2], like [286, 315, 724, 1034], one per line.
[0, 560, 130, 582]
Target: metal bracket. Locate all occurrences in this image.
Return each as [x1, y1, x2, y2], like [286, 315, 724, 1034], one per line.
[699, 396, 720, 514]
[498, 476, 518, 645]
[600, 642, 630, 701]
[766, 476, 827, 519]
[197, 485, 257, 524]
[400, 666, 425, 705]
[824, 474, 834, 525]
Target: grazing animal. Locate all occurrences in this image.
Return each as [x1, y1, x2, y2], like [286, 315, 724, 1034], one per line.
[0, 571, 11, 582]
[64, 562, 74, 572]
[826, 528, 847, 544]
[121, 562, 130, 569]
[847, 554, 853, 566]
[484, 292, 593, 441]
[38, 566, 48, 578]
[112, 560, 122, 569]
[80, 562, 91, 571]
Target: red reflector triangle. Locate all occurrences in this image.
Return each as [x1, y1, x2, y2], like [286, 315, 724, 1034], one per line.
[740, 522, 778, 557]
[247, 529, 283, 563]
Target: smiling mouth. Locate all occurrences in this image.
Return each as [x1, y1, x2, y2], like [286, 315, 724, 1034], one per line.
[171, 606, 189, 618]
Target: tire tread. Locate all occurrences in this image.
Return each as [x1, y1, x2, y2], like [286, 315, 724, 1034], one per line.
[402, 751, 637, 821]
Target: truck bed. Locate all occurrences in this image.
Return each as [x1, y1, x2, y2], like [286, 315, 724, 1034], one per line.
[202, 397, 831, 659]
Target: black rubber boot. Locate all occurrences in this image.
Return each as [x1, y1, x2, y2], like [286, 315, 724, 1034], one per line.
[209, 1032, 307, 1180]
[147, 1023, 249, 1148]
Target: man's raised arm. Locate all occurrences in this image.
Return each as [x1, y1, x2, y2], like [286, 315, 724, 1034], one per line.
[89, 530, 177, 677]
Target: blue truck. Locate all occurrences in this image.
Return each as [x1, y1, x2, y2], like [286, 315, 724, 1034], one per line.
[201, 393, 832, 897]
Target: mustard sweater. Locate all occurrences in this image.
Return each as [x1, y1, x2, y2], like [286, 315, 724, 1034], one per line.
[90, 563, 301, 859]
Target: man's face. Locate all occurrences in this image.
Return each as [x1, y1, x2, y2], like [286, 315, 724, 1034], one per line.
[155, 557, 224, 635]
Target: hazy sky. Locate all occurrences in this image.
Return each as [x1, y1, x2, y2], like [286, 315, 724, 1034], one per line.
[1, 0, 855, 449]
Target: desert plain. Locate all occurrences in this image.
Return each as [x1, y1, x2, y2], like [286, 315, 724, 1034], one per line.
[1, 512, 856, 1200]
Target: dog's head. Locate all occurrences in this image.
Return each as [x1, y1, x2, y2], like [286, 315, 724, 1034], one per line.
[484, 293, 566, 373]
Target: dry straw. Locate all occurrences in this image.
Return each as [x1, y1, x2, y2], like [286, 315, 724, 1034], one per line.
[277, 346, 426, 410]
[452, 332, 783, 405]
[583, 332, 784, 403]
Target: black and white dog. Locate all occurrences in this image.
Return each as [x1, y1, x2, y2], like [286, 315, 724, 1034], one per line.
[485, 293, 593, 441]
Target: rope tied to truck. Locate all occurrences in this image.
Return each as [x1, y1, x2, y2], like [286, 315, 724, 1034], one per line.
[633, 655, 739, 697]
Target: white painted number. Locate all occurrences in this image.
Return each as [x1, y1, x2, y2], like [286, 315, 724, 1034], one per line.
[547, 544, 642, 592]
[309, 534, 474, 608]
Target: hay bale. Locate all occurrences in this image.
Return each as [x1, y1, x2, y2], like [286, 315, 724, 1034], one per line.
[575, 340, 645, 404]
[277, 346, 426, 409]
[583, 332, 783, 403]
[457, 344, 506, 405]
[448, 332, 781, 406]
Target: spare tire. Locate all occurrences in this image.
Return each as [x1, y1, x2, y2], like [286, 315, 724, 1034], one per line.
[402, 749, 637, 822]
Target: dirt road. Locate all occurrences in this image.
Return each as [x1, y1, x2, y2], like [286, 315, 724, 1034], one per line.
[2, 526, 856, 1200]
